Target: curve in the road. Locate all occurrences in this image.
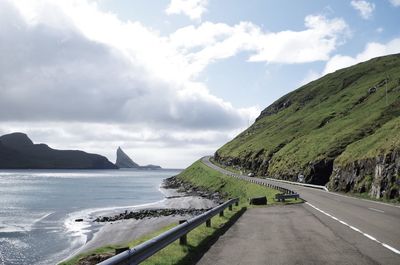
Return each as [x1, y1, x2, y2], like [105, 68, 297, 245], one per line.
[201, 156, 400, 262]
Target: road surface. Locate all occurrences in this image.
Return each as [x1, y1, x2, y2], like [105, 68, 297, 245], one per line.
[199, 156, 400, 265]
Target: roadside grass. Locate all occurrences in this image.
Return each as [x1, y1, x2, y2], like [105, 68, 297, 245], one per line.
[60, 206, 245, 265]
[335, 116, 400, 164]
[178, 160, 301, 206]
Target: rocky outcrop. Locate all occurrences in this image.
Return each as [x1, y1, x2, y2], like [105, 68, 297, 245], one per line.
[116, 147, 140, 168]
[0, 132, 117, 169]
[94, 208, 211, 222]
[328, 149, 400, 200]
[214, 151, 333, 185]
[162, 176, 225, 203]
[116, 147, 161, 169]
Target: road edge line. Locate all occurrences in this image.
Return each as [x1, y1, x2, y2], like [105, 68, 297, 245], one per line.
[305, 202, 400, 255]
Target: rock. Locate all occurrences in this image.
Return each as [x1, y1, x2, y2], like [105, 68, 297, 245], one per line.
[249, 196, 267, 205]
[328, 149, 400, 200]
[368, 87, 376, 94]
[116, 147, 161, 169]
[115, 147, 140, 168]
[94, 208, 211, 222]
[75, 218, 84, 222]
[76, 253, 113, 265]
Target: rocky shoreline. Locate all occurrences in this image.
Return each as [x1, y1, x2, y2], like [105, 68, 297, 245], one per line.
[92, 176, 223, 223]
[94, 208, 211, 222]
[162, 176, 225, 203]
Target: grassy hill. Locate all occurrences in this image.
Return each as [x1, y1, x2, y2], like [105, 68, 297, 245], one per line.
[215, 54, 400, 200]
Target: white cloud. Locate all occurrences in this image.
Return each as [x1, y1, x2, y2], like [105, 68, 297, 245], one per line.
[323, 38, 400, 75]
[0, 0, 262, 167]
[248, 15, 349, 63]
[296, 37, 400, 86]
[389, 0, 400, 7]
[0, 0, 257, 129]
[169, 15, 349, 75]
[0, 0, 350, 167]
[351, 0, 375, 19]
[166, 0, 208, 21]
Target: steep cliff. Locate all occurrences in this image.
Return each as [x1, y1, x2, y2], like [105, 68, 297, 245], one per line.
[215, 54, 400, 200]
[115, 147, 161, 169]
[0, 132, 117, 169]
[116, 147, 140, 168]
[328, 117, 400, 200]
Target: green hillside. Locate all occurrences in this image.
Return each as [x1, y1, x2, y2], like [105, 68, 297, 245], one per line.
[215, 54, 400, 200]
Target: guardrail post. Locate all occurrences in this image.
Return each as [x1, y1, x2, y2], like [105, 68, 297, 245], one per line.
[206, 219, 211, 227]
[229, 204, 233, 211]
[235, 200, 239, 206]
[179, 220, 187, 245]
[219, 210, 224, 217]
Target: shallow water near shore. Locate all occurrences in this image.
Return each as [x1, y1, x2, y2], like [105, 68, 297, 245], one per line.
[0, 169, 181, 265]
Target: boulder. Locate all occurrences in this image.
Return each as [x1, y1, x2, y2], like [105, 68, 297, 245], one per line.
[249, 196, 267, 205]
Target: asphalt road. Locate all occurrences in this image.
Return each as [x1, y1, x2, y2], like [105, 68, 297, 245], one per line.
[199, 156, 400, 265]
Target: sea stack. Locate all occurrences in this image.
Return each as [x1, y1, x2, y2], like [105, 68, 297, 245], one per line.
[115, 147, 162, 169]
[116, 147, 140, 168]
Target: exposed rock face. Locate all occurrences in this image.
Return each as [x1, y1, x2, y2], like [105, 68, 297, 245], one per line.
[116, 147, 140, 168]
[116, 147, 161, 169]
[214, 152, 333, 185]
[328, 150, 400, 200]
[0, 132, 117, 169]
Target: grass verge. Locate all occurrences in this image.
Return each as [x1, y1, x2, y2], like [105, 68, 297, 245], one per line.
[178, 160, 302, 206]
[60, 205, 245, 265]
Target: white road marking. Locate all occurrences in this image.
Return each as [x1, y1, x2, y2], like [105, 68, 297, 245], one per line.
[204, 157, 400, 209]
[368, 207, 385, 213]
[306, 202, 400, 255]
[326, 191, 400, 208]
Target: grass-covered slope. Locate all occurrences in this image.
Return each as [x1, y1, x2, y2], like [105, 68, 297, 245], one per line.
[215, 54, 400, 199]
[177, 160, 281, 204]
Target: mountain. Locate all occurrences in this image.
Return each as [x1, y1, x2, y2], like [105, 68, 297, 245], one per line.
[116, 147, 140, 168]
[214, 54, 400, 200]
[116, 147, 161, 169]
[0, 132, 117, 169]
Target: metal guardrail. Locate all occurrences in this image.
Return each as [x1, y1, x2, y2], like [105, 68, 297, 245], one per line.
[205, 156, 327, 192]
[98, 198, 240, 265]
[263, 176, 329, 191]
[275, 193, 300, 202]
[225, 172, 298, 195]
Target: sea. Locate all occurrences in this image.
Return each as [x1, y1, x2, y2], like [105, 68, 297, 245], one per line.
[0, 169, 181, 265]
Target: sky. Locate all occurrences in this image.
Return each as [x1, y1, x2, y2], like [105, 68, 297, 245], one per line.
[0, 0, 399, 168]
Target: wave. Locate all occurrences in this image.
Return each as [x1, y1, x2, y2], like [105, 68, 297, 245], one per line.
[60, 198, 169, 263]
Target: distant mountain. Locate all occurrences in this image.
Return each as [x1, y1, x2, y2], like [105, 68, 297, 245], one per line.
[116, 147, 161, 169]
[215, 54, 400, 200]
[0, 132, 117, 169]
[116, 147, 140, 168]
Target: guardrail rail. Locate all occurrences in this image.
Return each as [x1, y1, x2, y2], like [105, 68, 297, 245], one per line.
[98, 198, 239, 265]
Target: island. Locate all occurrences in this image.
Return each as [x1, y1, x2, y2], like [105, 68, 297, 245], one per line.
[0, 132, 117, 169]
[116, 147, 161, 169]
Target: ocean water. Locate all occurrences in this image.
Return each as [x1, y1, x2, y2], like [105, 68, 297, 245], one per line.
[0, 169, 181, 265]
